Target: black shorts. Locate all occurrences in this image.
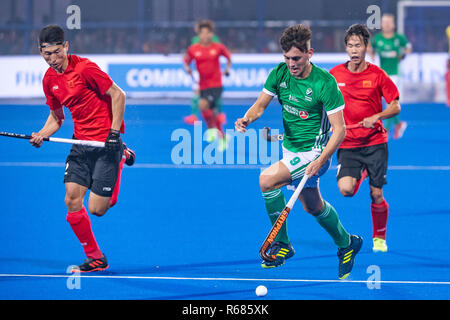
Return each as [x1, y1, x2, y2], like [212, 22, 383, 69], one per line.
[200, 87, 223, 109]
[64, 143, 123, 197]
[336, 143, 388, 188]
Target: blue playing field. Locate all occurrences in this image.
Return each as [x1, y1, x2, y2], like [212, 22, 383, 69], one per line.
[0, 101, 450, 300]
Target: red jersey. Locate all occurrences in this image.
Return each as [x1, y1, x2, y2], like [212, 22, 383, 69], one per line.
[330, 62, 399, 148]
[184, 42, 231, 90]
[42, 54, 124, 141]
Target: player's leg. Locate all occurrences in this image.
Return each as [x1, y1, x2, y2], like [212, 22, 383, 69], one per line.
[298, 186, 362, 279]
[336, 148, 367, 197]
[184, 89, 200, 125]
[109, 143, 134, 207]
[63, 145, 108, 272]
[259, 161, 293, 268]
[216, 97, 227, 125]
[365, 143, 389, 252]
[89, 144, 124, 216]
[65, 182, 104, 261]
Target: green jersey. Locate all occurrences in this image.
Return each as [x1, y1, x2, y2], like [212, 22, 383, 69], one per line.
[263, 63, 345, 153]
[371, 33, 410, 75]
[191, 34, 220, 44]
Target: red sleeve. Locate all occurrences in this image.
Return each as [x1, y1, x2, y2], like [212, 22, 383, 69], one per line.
[42, 76, 62, 111]
[79, 61, 113, 95]
[379, 70, 399, 103]
[219, 44, 231, 61]
[184, 46, 194, 64]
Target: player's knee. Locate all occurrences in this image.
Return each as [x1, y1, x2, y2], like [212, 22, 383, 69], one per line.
[89, 204, 108, 217]
[259, 175, 274, 193]
[338, 184, 355, 197]
[64, 194, 83, 212]
[370, 188, 384, 203]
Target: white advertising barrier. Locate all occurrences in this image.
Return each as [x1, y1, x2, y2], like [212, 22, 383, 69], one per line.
[0, 53, 447, 102]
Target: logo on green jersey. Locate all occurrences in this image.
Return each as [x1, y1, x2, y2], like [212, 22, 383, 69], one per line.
[305, 88, 313, 101]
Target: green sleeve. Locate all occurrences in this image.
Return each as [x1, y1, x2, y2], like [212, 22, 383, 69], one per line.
[398, 34, 409, 48]
[263, 66, 279, 96]
[320, 76, 345, 114]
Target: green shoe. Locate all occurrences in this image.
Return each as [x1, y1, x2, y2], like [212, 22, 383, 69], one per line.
[337, 235, 363, 280]
[218, 133, 231, 152]
[372, 237, 388, 253]
[261, 241, 295, 268]
[206, 128, 218, 143]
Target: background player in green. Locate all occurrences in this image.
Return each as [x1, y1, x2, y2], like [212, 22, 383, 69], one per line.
[369, 13, 412, 139]
[235, 24, 362, 280]
[183, 20, 227, 126]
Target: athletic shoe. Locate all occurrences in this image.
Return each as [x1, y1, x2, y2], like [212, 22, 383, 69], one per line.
[205, 128, 219, 143]
[261, 241, 295, 268]
[123, 143, 135, 166]
[218, 133, 231, 152]
[71, 254, 109, 273]
[372, 237, 388, 253]
[352, 169, 368, 196]
[184, 114, 198, 125]
[217, 112, 227, 125]
[393, 121, 407, 140]
[337, 235, 363, 280]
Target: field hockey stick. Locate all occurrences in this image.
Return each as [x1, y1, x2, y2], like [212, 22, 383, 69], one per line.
[262, 122, 383, 142]
[0, 131, 105, 148]
[259, 174, 309, 262]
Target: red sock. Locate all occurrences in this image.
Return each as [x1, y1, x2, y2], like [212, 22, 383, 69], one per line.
[66, 206, 102, 259]
[109, 156, 126, 207]
[215, 115, 224, 137]
[352, 169, 368, 196]
[201, 109, 216, 129]
[371, 200, 389, 239]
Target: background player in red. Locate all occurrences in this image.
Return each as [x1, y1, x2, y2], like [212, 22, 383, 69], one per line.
[330, 24, 401, 253]
[29, 25, 135, 272]
[183, 20, 232, 151]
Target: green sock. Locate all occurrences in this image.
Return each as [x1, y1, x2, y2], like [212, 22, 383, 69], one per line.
[191, 95, 199, 116]
[262, 189, 290, 244]
[315, 201, 350, 249]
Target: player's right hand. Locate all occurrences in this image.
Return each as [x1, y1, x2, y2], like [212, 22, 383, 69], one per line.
[29, 132, 44, 148]
[235, 117, 249, 133]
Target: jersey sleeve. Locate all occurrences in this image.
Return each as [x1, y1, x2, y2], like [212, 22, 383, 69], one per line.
[42, 76, 62, 111]
[262, 66, 279, 97]
[219, 44, 231, 61]
[184, 46, 194, 64]
[379, 70, 399, 102]
[80, 61, 113, 96]
[320, 75, 345, 115]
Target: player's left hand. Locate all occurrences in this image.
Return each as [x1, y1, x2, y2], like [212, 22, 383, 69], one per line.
[105, 129, 122, 152]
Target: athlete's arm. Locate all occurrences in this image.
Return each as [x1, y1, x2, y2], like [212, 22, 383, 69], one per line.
[360, 99, 400, 128]
[235, 91, 273, 133]
[306, 110, 346, 177]
[30, 108, 65, 148]
[105, 82, 126, 132]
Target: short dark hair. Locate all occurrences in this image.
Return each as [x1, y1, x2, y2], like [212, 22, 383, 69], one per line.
[39, 25, 65, 47]
[279, 24, 312, 53]
[344, 24, 371, 46]
[196, 20, 215, 33]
